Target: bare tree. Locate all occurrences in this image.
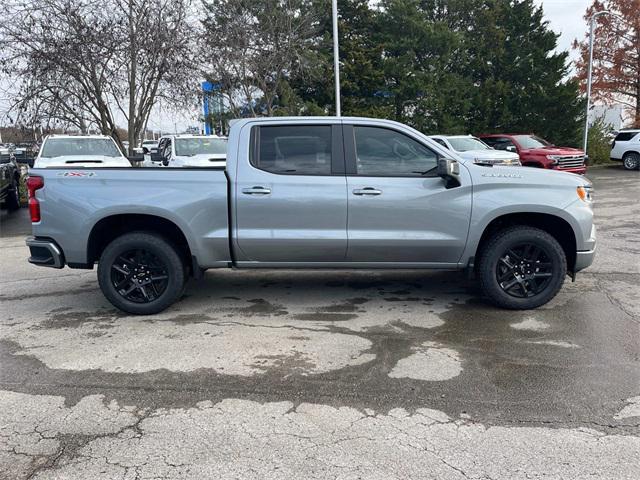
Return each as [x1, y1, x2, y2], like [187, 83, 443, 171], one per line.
[201, 0, 321, 117]
[1, 0, 197, 154]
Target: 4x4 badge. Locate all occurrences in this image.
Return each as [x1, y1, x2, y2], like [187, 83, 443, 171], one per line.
[57, 171, 97, 177]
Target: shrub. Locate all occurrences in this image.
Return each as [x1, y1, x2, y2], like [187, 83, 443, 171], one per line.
[586, 116, 613, 165]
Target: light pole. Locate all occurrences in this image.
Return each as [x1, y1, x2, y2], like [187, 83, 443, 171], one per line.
[583, 10, 621, 152]
[332, 0, 341, 117]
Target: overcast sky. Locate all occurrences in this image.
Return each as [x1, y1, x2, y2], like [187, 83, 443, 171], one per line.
[1, 0, 594, 134]
[536, 0, 591, 66]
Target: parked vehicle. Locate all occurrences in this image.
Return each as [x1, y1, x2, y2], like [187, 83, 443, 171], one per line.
[428, 135, 521, 166]
[13, 142, 39, 168]
[478, 134, 587, 174]
[34, 135, 132, 168]
[140, 139, 159, 154]
[610, 129, 640, 170]
[145, 134, 227, 167]
[25, 117, 596, 314]
[0, 149, 21, 211]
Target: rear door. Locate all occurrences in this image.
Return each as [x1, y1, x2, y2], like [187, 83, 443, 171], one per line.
[344, 123, 472, 265]
[234, 122, 348, 263]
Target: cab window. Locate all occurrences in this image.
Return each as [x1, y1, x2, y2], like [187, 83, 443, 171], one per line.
[252, 126, 332, 175]
[353, 127, 438, 176]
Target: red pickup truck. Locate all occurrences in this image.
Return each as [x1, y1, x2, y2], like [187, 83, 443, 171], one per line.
[478, 134, 587, 174]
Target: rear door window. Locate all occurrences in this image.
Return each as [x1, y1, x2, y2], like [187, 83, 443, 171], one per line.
[252, 126, 332, 175]
[615, 132, 639, 142]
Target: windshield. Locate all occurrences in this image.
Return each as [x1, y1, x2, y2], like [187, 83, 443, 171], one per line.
[40, 138, 121, 158]
[448, 137, 491, 152]
[175, 137, 227, 156]
[513, 135, 551, 149]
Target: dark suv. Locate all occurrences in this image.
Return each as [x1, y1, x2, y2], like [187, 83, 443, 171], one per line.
[0, 148, 21, 211]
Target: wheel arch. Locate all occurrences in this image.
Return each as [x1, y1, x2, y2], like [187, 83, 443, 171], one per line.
[475, 212, 577, 272]
[87, 213, 195, 273]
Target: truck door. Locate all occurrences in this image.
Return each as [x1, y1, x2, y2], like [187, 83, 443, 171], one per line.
[343, 124, 472, 265]
[234, 123, 348, 263]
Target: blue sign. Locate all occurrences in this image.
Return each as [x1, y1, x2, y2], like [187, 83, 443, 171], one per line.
[202, 81, 222, 134]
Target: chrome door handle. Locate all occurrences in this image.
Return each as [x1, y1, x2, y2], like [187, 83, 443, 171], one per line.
[353, 187, 382, 196]
[242, 186, 271, 195]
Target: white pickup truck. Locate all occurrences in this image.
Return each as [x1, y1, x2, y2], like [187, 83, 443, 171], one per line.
[34, 135, 131, 168]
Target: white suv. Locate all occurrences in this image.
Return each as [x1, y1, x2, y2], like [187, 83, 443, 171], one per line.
[428, 134, 521, 166]
[34, 135, 131, 168]
[610, 130, 640, 170]
[146, 134, 227, 167]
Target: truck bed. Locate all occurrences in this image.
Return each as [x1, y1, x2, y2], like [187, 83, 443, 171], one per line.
[30, 167, 232, 268]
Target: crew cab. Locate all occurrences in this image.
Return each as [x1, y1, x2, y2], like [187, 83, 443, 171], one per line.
[479, 134, 587, 174]
[34, 135, 131, 168]
[25, 117, 596, 314]
[610, 129, 640, 170]
[144, 134, 227, 167]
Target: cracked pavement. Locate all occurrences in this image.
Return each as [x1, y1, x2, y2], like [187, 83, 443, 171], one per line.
[0, 166, 638, 479]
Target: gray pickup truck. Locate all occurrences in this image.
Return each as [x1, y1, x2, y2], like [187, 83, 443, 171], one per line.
[25, 117, 596, 314]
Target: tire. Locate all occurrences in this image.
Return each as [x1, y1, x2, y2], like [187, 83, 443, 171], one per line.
[5, 176, 21, 211]
[478, 226, 566, 310]
[97, 232, 186, 315]
[622, 153, 640, 170]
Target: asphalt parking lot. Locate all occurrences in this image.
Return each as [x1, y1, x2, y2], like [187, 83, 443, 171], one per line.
[0, 165, 638, 479]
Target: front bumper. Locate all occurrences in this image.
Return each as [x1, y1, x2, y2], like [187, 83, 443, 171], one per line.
[574, 223, 596, 273]
[26, 236, 65, 269]
[556, 166, 587, 175]
[575, 248, 596, 272]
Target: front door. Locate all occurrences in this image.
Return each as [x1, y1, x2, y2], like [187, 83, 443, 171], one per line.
[235, 123, 348, 263]
[344, 124, 472, 265]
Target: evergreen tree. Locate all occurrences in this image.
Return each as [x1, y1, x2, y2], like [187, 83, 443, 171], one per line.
[454, 0, 584, 145]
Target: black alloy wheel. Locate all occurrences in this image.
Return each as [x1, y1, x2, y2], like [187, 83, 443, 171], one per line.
[98, 232, 186, 315]
[478, 226, 566, 310]
[110, 248, 169, 303]
[496, 243, 553, 298]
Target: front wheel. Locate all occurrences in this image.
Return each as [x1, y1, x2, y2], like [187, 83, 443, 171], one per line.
[622, 153, 640, 170]
[98, 232, 186, 315]
[478, 226, 566, 309]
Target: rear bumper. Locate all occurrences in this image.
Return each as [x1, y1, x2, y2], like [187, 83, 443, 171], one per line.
[26, 236, 65, 269]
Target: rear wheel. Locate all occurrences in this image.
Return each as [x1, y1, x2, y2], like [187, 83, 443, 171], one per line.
[478, 226, 566, 309]
[98, 232, 185, 315]
[622, 153, 640, 170]
[5, 176, 21, 211]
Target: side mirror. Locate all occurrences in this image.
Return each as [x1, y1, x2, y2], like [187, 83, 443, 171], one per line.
[437, 158, 461, 188]
[506, 145, 517, 153]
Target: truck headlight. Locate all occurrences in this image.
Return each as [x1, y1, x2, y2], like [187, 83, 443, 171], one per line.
[546, 155, 560, 164]
[577, 185, 593, 203]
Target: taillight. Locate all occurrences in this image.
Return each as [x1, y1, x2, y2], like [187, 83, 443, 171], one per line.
[26, 176, 44, 222]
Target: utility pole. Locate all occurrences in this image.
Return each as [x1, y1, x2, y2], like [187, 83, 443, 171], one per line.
[332, 0, 341, 117]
